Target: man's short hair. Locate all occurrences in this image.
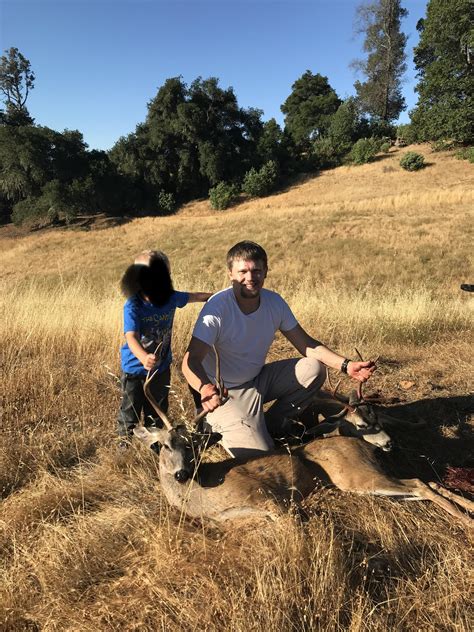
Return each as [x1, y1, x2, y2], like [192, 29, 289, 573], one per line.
[226, 241, 268, 270]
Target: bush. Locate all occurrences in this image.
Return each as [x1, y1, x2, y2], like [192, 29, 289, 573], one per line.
[157, 190, 176, 215]
[242, 160, 279, 197]
[396, 123, 417, 146]
[380, 142, 391, 153]
[400, 152, 425, 171]
[209, 182, 239, 210]
[431, 139, 457, 152]
[312, 138, 344, 169]
[455, 147, 474, 163]
[349, 138, 378, 165]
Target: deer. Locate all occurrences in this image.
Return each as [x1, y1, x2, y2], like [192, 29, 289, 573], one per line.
[292, 349, 425, 452]
[132, 349, 474, 528]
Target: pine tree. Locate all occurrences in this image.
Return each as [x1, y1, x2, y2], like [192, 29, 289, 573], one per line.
[281, 71, 341, 149]
[0, 47, 35, 125]
[353, 0, 408, 123]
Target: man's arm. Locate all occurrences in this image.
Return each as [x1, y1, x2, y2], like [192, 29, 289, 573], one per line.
[282, 324, 375, 382]
[187, 292, 213, 303]
[182, 336, 223, 412]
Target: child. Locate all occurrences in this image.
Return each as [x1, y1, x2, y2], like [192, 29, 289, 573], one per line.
[117, 249, 211, 447]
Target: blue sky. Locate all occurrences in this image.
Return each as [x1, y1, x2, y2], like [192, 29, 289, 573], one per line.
[1, 0, 427, 151]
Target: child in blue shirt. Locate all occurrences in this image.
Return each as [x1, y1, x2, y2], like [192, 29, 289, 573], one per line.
[117, 250, 211, 445]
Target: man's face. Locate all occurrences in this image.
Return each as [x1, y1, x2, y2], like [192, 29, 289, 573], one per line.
[228, 258, 267, 299]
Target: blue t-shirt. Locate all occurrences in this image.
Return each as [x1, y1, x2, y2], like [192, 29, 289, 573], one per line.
[120, 291, 189, 376]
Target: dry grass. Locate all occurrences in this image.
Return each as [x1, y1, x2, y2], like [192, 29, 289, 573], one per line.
[0, 145, 473, 631]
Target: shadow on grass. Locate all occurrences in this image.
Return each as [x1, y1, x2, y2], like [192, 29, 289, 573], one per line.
[378, 394, 474, 482]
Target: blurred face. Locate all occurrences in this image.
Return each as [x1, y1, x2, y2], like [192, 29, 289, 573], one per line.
[228, 258, 267, 299]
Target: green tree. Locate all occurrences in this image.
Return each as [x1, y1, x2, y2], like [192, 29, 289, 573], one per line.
[410, 0, 474, 143]
[353, 0, 408, 123]
[110, 76, 264, 207]
[281, 71, 341, 149]
[327, 97, 361, 153]
[0, 47, 35, 125]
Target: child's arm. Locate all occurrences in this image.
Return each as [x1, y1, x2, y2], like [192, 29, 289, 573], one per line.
[124, 331, 157, 371]
[187, 292, 213, 303]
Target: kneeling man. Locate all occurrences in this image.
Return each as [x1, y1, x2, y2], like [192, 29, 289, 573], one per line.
[182, 241, 374, 458]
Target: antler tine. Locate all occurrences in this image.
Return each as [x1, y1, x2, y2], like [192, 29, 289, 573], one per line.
[354, 349, 379, 403]
[143, 373, 174, 430]
[192, 344, 227, 426]
[143, 342, 174, 431]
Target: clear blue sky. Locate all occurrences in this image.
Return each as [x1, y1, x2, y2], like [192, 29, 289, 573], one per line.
[1, 0, 427, 151]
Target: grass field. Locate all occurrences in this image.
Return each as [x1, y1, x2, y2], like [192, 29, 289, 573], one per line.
[0, 145, 473, 631]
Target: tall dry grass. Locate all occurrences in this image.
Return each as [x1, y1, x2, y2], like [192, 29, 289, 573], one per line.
[0, 145, 473, 631]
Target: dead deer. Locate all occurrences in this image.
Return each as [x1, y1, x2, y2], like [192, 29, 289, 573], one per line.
[133, 352, 474, 528]
[298, 351, 424, 451]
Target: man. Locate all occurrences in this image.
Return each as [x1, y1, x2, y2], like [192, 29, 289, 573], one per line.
[182, 241, 375, 458]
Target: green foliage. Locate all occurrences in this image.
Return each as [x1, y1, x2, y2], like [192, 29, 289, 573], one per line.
[353, 0, 408, 123]
[256, 119, 294, 173]
[281, 71, 341, 149]
[157, 190, 176, 215]
[326, 98, 360, 155]
[455, 147, 474, 163]
[312, 138, 344, 169]
[411, 0, 473, 143]
[0, 47, 35, 125]
[431, 139, 457, 152]
[0, 125, 129, 224]
[242, 160, 279, 197]
[208, 181, 239, 210]
[350, 137, 379, 165]
[380, 142, 391, 153]
[399, 151, 425, 171]
[110, 76, 264, 208]
[396, 123, 417, 145]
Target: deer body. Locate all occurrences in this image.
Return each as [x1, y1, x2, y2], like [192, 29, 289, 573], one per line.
[134, 426, 473, 527]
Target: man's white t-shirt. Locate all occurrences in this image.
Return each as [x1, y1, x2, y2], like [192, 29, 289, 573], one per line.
[192, 287, 298, 388]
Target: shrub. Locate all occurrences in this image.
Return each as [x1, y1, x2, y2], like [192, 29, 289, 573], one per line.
[455, 147, 474, 163]
[209, 182, 239, 210]
[380, 142, 391, 153]
[400, 152, 425, 171]
[312, 138, 344, 169]
[242, 160, 279, 197]
[396, 123, 417, 146]
[350, 138, 378, 165]
[431, 139, 456, 152]
[157, 190, 176, 215]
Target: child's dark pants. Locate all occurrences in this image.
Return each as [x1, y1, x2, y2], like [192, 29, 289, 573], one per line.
[117, 367, 171, 437]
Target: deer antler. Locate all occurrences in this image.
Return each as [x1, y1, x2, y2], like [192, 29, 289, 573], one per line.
[143, 343, 174, 430]
[193, 345, 227, 425]
[354, 347, 379, 402]
[325, 369, 351, 418]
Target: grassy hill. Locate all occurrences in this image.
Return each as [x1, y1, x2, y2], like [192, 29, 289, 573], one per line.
[0, 144, 473, 631]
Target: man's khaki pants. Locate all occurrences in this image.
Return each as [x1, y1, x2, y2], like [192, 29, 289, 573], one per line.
[205, 357, 325, 459]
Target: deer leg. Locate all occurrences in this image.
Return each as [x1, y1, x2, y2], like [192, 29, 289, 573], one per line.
[427, 482, 474, 514]
[399, 479, 473, 529]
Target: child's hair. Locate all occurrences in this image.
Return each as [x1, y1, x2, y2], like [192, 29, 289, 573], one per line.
[121, 250, 174, 306]
[134, 249, 171, 270]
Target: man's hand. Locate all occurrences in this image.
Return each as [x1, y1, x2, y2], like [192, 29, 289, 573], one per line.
[347, 360, 376, 383]
[142, 353, 158, 371]
[200, 383, 227, 413]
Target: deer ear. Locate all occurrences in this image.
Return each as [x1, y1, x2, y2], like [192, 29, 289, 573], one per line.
[133, 425, 167, 448]
[193, 431, 222, 451]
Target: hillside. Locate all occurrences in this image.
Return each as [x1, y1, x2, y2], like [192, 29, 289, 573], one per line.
[0, 144, 473, 631]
